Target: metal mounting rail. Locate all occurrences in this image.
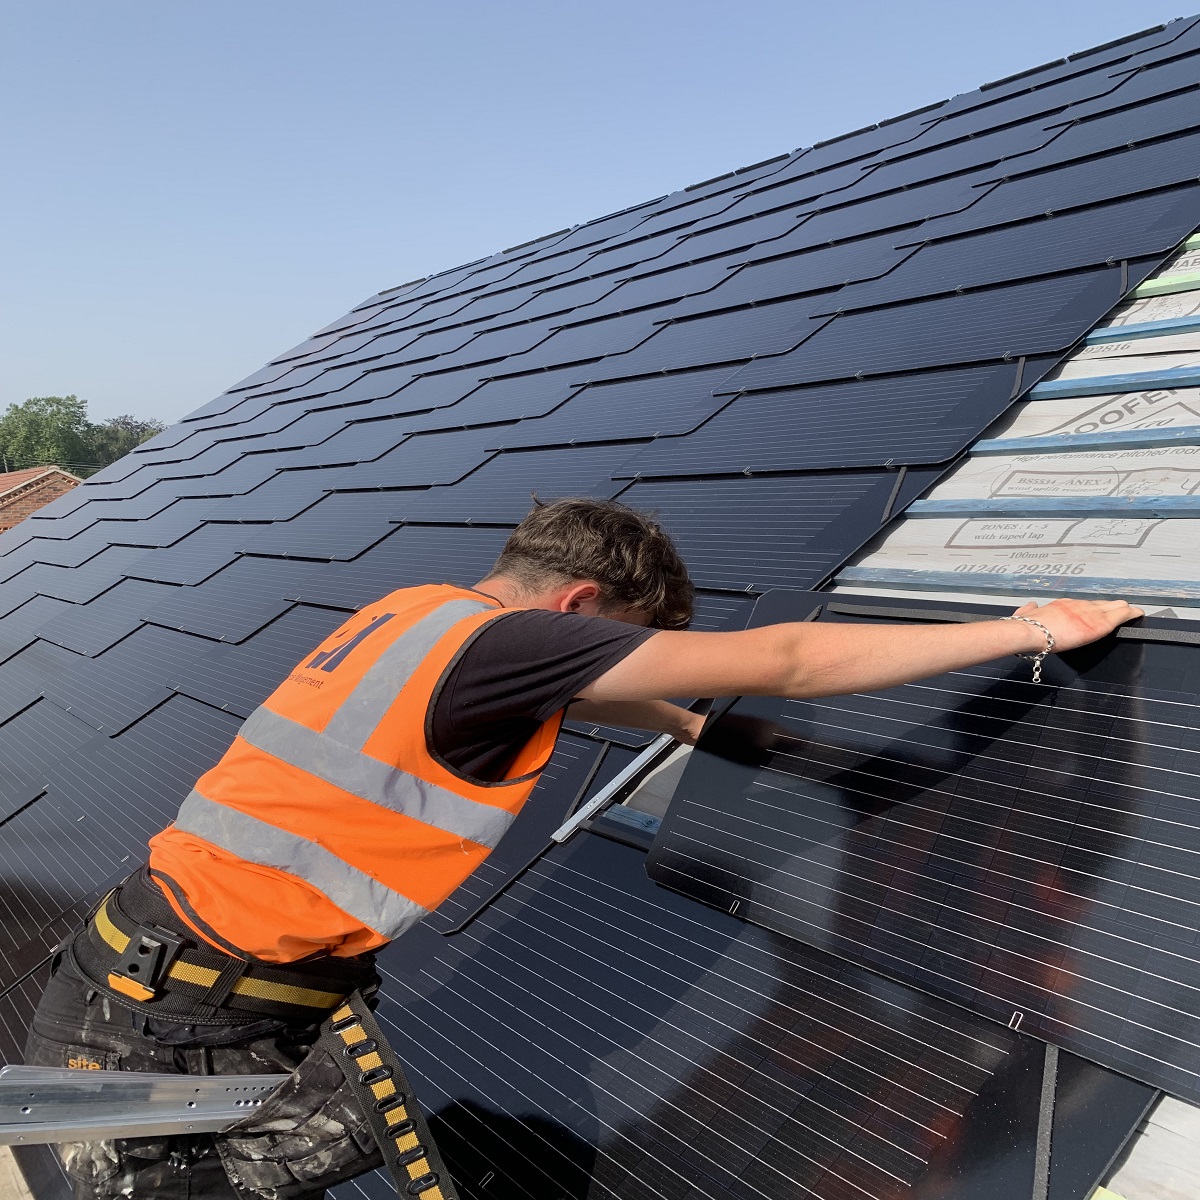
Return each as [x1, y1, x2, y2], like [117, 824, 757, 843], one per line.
[0, 1065, 288, 1145]
[551, 734, 676, 843]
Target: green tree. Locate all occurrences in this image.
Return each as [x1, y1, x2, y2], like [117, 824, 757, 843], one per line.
[90, 414, 167, 467]
[0, 397, 168, 475]
[0, 395, 95, 473]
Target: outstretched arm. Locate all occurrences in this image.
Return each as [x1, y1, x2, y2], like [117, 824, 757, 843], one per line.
[579, 598, 1143, 705]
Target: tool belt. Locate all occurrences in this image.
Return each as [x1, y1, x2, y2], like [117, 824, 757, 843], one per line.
[321, 992, 458, 1199]
[71, 868, 379, 1026]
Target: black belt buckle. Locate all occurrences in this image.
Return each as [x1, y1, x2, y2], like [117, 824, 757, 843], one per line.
[110, 923, 186, 1000]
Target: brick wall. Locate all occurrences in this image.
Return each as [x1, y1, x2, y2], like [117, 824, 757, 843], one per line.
[0, 473, 80, 532]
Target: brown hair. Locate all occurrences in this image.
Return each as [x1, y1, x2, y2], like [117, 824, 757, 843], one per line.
[485, 497, 694, 630]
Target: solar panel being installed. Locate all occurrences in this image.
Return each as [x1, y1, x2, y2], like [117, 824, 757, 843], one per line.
[648, 590, 1200, 1105]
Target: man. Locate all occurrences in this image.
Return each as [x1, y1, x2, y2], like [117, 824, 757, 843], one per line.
[26, 497, 1141, 1199]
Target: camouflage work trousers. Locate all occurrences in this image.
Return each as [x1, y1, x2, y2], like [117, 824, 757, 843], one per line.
[24, 957, 383, 1200]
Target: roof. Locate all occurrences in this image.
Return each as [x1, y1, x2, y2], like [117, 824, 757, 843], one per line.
[2, 15, 1200, 1198]
[0, 466, 79, 500]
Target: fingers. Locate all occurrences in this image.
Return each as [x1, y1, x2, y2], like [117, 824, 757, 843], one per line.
[1012, 601, 1039, 616]
[1016, 596, 1145, 650]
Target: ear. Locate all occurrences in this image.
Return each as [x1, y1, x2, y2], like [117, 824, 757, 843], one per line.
[559, 582, 603, 614]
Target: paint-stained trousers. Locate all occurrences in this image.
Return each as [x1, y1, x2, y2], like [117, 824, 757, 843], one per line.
[24, 957, 383, 1199]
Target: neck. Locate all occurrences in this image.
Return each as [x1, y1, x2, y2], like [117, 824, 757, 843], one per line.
[472, 576, 531, 608]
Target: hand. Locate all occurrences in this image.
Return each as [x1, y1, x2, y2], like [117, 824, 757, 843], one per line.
[1010, 598, 1144, 652]
[675, 709, 707, 746]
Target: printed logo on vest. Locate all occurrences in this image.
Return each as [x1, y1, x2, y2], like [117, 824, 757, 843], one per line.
[307, 613, 396, 673]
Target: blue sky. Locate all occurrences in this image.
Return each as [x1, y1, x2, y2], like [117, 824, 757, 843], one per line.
[1, 1, 1191, 424]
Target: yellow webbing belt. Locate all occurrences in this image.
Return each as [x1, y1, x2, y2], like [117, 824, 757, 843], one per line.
[93, 897, 345, 1010]
[322, 995, 458, 1200]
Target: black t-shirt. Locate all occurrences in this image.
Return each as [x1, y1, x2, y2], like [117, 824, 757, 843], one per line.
[429, 609, 656, 781]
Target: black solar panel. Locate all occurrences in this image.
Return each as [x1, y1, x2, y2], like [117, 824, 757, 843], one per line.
[649, 592, 1200, 1105]
[396, 442, 634, 524]
[34, 578, 178, 656]
[923, 128, 1200, 238]
[288, 524, 510, 610]
[239, 489, 401, 561]
[142, 556, 317, 642]
[723, 266, 1128, 392]
[331, 834, 1153, 1200]
[615, 471, 907, 592]
[827, 187, 1200, 312]
[618, 363, 1034, 477]
[399, 368, 584, 431]
[492, 367, 738, 449]
[583, 297, 832, 381]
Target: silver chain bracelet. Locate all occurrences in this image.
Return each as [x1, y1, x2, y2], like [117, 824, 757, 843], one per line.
[1002, 615, 1056, 683]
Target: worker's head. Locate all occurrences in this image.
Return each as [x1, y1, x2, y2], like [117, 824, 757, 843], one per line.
[480, 497, 694, 629]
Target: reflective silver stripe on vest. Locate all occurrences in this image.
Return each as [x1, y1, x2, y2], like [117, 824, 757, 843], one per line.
[174, 791, 428, 939]
[324, 598, 495, 749]
[238, 706, 514, 848]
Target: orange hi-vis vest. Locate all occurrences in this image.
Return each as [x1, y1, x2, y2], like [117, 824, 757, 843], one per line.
[148, 584, 563, 963]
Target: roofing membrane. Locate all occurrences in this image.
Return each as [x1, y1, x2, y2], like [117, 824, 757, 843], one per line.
[4, 15, 1200, 1198]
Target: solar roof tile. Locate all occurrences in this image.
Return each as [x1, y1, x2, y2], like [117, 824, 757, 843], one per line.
[488, 246, 606, 292]
[589, 191, 746, 249]
[89, 500, 219, 549]
[394, 441, 634, 524]
[0, 643, 74, 726]
[289, 524, 510, 610]
[499, 307, 667, 373]
[491, 366, 738, 449]
[1010, 90, 1200, 175]
[333, 367, 478, 414]
[725, 266, 1126, 392]
[558, 229, 686, 281]
[0, 548, 149, 614]
[347, 423, 504, 487]
[646, 207, 813, 272]
[587, 257, 737, 316]
[0, 700, 102, 806]
[826, 189, 1200, 313]
[143, 557, 317, 642]
[395, 369, 585, 432]
[121, 523, 250, 585]
[618, 362, 1029, 477]
[1053, 49, 1200, 122]
[582, 296, 833, 382]
[490, 275, 622, 324]
[843, 121, 1067, 200]
[43, 623, 210, 735]
[922, 129, 1200, 239]
[616, 471, 901, 591]
[676, 234, 921, 317]
[283, 416, 413, 468]
[766, 175, 1004, 256]
[33, 578, 179, 656]
[935, 19, 1194, 118]
[534, 208, 656, 258]
[351, 833, 1149, 1200]
[241, 489, 400, 561]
